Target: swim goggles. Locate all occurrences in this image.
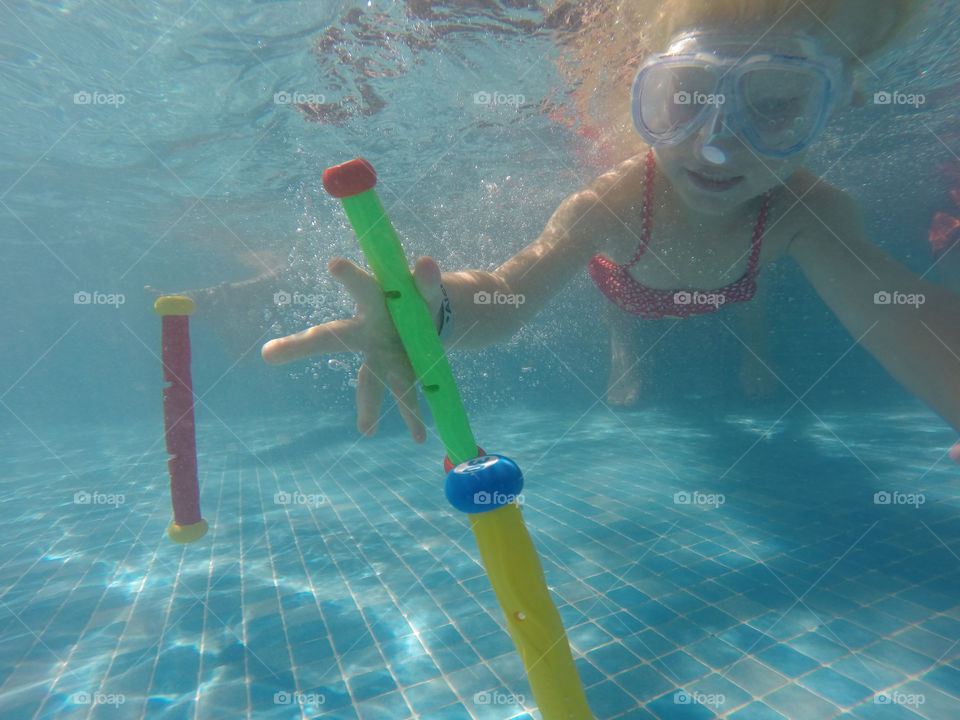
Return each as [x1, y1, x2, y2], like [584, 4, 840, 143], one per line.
[631, 33, 849, 159]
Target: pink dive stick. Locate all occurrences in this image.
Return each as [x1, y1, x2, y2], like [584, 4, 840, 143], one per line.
[155, 296, 208, 543]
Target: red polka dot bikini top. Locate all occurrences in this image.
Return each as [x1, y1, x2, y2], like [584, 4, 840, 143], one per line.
[588, 150, 771, 319]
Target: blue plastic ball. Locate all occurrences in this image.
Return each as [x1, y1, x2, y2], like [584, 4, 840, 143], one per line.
[444, 454, 524, 514]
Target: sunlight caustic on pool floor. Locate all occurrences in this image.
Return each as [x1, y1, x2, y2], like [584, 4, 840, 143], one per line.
[1, 406, 958, 719]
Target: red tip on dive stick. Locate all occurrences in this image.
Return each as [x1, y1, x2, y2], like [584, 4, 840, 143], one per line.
[155, 296, 207, 543]
[322, 158, 377, 198]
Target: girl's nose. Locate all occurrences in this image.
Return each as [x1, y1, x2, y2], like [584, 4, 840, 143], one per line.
[695, 103, 734, 165]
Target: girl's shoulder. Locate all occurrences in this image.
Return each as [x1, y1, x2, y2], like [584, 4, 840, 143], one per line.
[554, 149, 650, 239]
[778, 168, 856, 211]
[763, 169, 859, 261]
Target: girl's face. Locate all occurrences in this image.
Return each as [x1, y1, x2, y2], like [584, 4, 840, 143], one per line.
[634, 30, 850, 215]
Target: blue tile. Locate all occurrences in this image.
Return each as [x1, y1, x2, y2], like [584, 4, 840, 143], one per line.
[586, 641, 640, 675]
[584, 571, 622, 593]
[614, 663, 676, 702]
[568, 622, 614, 653]
[921, 615, 960, 639]
[718, 625, 776, 654]
[756, 644, 820, 678]
[597, 610, 647, 636]
[353, 689, 412, 719]
[686, 636, 743, 670]
[331, 628, 374, 654]
[454, 612, 499, 638]
[873, 597, 930, 624]
[843, 607, 905, 637]
[921, 664, 960, 698]
[862, 641, 936, 675]
[748, 613, 806, 642]
[472, 631, 513, 660]
[660, 591, 708, 615]
[585, 679, 638, 716]
[444, 596, 483, 619]
[558, 604, 589, 627]
[847, 696, 926, 719]
[646, 690, 718, 719]
[727, 702, 788, 720]
[685, 672, 752, 709]
[789, 631, 848, 663]
[393, 654, 441, 686]
[418, 702, 475, 720]
[657, 618, 709, 646]
[574, 657, 605, 687]
[616, 707, 659, 720]
[404, 678, 458, 715]
[419, 624, 464, 652]
[830, 654, 907, 690]
[624, 629, 676, 661]
[687, 606, 738, 634]
[799, 666, 872, 706]
[306, 680, 353, 711]
[820, 619, 880, 650]
[654, 651, 710, 685]
[631, 601, 679, 626]
[431, 642, 480, 673]
[687, 580, 737, 603]
[291, 637, 335, 665]
[608, 585, 651, 608]
[898, 587, 954, 612]
[380, 636, 426, 664]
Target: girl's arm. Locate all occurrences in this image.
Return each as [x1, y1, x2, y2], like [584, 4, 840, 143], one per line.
[437, 163, 634, 348]
[789, 187, 960, 432]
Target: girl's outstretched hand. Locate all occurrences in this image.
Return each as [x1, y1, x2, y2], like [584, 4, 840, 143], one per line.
[262, 255, 443, 444]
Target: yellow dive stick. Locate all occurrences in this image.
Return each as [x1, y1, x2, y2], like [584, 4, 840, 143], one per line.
[322, 159, 593, 719]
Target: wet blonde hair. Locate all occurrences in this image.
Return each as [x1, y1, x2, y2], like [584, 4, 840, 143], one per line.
[551, 0, 927, 164]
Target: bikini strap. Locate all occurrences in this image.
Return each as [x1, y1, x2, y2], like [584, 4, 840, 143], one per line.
[622, 149, 657, 270]
[744, 193, 771, 276]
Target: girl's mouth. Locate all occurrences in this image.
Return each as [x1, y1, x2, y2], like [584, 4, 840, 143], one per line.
[686, 169, 744, 192]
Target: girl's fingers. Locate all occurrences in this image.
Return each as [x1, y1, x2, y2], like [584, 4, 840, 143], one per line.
[356, 361, 388, 436]
[328, 257, 382, 308]
[388, 364, 426, 444]
[261, 318, 362, 365]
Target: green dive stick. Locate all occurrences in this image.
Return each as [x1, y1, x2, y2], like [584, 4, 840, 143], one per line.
[321, 159, 478, 465]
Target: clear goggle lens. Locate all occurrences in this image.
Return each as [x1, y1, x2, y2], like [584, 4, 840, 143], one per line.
[633, 61, 834, 156]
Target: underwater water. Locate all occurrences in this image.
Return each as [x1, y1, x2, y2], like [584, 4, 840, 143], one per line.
[2, 1, 960, 718]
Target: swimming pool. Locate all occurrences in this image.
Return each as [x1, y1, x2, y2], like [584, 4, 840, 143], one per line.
[2, 1, 960, 719]
[3, 406, 959, 719]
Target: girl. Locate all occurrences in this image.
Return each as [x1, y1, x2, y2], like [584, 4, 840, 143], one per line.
[262, 0, 960, 447]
